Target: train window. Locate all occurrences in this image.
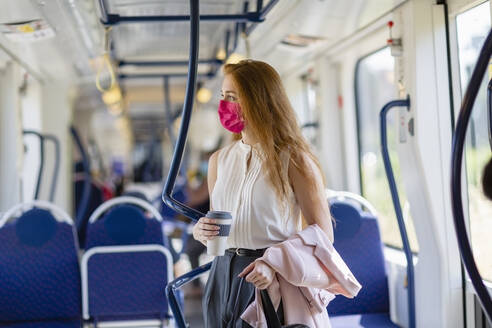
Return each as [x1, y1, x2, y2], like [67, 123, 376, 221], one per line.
[456, 1, 492, 281]
[300, 73, 319, 147]
[355, 47, 419, 252]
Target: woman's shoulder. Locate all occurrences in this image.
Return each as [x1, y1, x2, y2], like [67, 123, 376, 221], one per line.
[209, 141, 240, 165]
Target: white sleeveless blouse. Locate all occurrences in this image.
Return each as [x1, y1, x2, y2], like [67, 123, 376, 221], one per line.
[211, 140, 302, 249]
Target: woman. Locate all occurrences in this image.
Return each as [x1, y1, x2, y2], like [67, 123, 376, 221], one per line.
[192, 60, 335, 327]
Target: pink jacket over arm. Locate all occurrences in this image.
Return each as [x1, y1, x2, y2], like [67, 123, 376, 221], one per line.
[240, 224, 362, 328]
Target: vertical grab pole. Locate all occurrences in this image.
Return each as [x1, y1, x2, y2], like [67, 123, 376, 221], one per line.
[43, 134, 60, 202]
[451, 29, 492, 323]
[22, 130, 45, 200]
[162, 2, 207, 327]
[161, 0, 204, 222]
[379, 96, 415, 328]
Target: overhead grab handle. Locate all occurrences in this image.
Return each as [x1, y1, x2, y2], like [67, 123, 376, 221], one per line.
[451, 29, 492, 323]
[161, 0, 203, 222]
[379, 96, 415, 328]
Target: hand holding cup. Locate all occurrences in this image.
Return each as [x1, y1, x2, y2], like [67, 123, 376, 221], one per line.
[193, 217, 220, 245]
[192, 211, 232, 256]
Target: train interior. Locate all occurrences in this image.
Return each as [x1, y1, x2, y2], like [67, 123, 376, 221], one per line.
[0, 0, 491, 327]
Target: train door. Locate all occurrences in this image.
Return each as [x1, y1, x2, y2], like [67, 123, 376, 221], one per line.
[447, 0, 492, 327]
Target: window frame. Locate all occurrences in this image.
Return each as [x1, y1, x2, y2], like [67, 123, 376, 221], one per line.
[353, 45, 389, 196]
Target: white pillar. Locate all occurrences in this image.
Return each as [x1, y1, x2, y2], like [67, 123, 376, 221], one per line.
[0, 62, 22, 212]
[317, 58, 347, 191]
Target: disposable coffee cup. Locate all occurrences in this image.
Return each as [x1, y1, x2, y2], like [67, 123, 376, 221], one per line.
[205, 210, 232, 256]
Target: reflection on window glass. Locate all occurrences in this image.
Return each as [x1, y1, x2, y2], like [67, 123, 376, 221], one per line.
[356, 47, 419, 252]
[456, 1, 492, 281]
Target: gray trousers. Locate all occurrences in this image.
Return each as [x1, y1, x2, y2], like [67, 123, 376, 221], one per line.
[202, 250, 284, 328]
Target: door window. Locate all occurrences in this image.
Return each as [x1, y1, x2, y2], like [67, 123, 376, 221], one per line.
[355, 47, 419, 252]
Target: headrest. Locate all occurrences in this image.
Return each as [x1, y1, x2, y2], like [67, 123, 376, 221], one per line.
[15, 208, 58, 247]
[329, 200, 362, 240]
[103, 205, 146, 244]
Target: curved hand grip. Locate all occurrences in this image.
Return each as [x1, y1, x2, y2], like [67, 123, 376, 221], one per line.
[379, 96, 415, 328]
[22, 130, 45, 200]
[161, 0, 204, 222]
[70, 126, 92, 229]
[43, 134, 60, 202]
[451, 29, 492, 323]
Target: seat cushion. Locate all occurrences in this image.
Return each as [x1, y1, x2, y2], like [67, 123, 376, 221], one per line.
[87, 251, 169, 320]
[330, 313, 399, 328]
[0, 320, 81, 327]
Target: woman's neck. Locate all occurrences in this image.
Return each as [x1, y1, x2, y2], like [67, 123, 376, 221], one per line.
[240, 131, 257, 146]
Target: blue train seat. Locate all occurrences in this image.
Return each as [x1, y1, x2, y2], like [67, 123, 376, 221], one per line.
[81, 196, 173, 325]
[0, 201, 81, 328]
[327, 199, 398, 328]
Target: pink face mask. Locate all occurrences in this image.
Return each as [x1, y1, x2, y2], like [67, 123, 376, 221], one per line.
[218, 100, 245, 134]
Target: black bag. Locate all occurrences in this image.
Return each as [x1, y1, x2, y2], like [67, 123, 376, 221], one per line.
[260, 289, 310, 328]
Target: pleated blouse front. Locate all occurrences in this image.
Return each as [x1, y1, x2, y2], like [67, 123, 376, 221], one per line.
[210, 140, 302, 249]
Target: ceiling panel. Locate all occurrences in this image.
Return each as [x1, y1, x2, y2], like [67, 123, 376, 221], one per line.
[107, 0, 243, 60]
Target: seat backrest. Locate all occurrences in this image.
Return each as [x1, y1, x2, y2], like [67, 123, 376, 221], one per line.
[85, 204, 163, 249]
[327, 200, 390, 315]
[0, 208, 81, 323]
